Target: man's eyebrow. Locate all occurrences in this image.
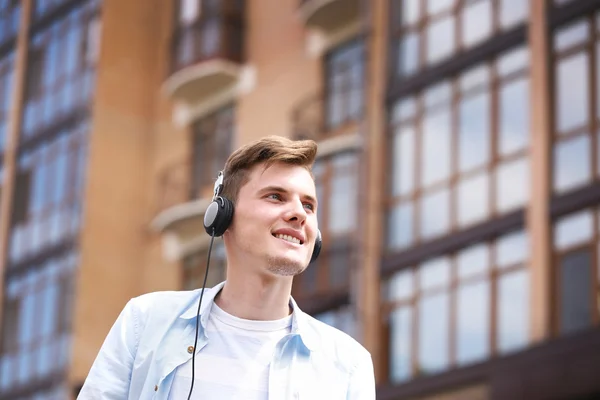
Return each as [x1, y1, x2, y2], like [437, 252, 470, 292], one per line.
[259, 185, 318, 205]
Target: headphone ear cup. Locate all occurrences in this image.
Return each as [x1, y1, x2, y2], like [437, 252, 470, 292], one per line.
[203, 196, 234, 237]
[310, 230, 322, 264]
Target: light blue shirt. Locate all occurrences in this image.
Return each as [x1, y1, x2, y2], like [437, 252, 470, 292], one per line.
[77, 282, 376, 399]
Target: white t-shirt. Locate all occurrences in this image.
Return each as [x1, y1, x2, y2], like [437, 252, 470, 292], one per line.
[168, 303, 293, 400]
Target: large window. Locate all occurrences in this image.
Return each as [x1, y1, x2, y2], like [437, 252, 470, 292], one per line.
[190, 105, 235, 198]
[391, 0, 528, 78]
[552, 11, 600, 194]
[0, 0, 20, 45]
[553, 208, 600, 336]
[388, 45, 530, 251]
[0, 53, 14, 153]
[384, 230, 530, 383]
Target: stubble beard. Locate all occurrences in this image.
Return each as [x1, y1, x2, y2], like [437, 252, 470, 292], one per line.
[266, 255, 307, 277]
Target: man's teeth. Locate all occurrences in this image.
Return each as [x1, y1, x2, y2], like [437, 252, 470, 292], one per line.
[275, 234, 301, 244]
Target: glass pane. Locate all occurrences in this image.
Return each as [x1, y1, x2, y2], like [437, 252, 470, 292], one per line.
[496, 230, 529, 268]
[392, 126, 415, 196]
[424, 80, 452, 108]
[456, 280, 490, 365]
[457, 243, 489, 279]
[556, 52, 590, 133]
[459, 64, 489, 92]
[426, 16, 455, 64]
[461, 0, 492, 48]
[459, 92, 490, 172]
[388, 269, 414, 301]
[422, 108, 451, 187]
[418, 293, 449, 374]
[554, 20, 589, 52]
[498, 269, 529, 353]
[419, 256, 450, 290]
[400, 0, 420, 26]
[495, 157, 529, 213]
[390, 306, 413, 382]
[398, 33, 420, 76]
[456, 172, 489, 227]
[388, 202, 414, 250]
[392, 97, 417, 123]
[420, 188, 450, 240]
[329, 155, 357, 235]
[560, 249, 592, 334]
[497, 46, 529, 77]
[499, 77, 529, 156]
[554, 209, 593, 251]
[427, 0, 453, 15]
[553, 135, 591, 193]
[499, 0, 528, 28]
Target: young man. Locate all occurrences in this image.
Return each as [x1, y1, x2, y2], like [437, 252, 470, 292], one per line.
[78, 136, 375, 399]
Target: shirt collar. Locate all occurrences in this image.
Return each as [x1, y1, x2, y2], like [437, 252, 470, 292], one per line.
[179, 281, 320, 352]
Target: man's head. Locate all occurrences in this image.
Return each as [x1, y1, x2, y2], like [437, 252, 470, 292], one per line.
[219, 136, 319, 278]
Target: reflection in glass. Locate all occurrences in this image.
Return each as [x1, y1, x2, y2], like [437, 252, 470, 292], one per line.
[457, 243, 489, 279]
[560, 249, 592, 335]
[556, 53, 589, 133]
[456, 172, 489, 227]
[496, 230, 528, 268]
[388, 269, 414, 301]
[459, 92, 490, 172]
[392, 126, 415, 196]
[420, 188, 450, 240]
[457, 280, 490, 365]
[499, 0, 528, 28]
[461, 0, 491, 48]
[496, 157, 529, 213]
[418, 293, 449, 374]
[390, 306, 413, 382]
[498, 269, 529, 354]
[419, 257, 450, 290]
[398, 33, 420, 76]
[554, 209, 593, 251]
[422, 109, 451, 187]
[388, 202, 414, 250]
[554, 20, 589, 52]
[426, 16, 455, 64]
[499, 78, 529, 156]
[553, 135, 591, 192]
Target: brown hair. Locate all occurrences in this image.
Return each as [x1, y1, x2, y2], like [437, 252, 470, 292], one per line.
[221, 135, 317, 204]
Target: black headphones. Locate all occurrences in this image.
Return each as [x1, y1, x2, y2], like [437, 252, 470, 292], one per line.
[203, 171, 322, 264]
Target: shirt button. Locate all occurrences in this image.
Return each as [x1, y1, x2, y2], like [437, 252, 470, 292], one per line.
[154, 385, 158, 391]
[187, 346, 194, 354]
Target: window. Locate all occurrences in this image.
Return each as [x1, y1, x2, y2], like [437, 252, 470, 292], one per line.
[190, 105, 234, 198]
[552, 12, 600, 193]
[297, 151, 359, 295]
[553, 208, 600, 336]
[172, 0, 244, 71]
[388, 46, 530, 251]
[33, 0, 100, 19]
[182, 241, 227, 290]
[0, 252, 77, 395]
[23, 2, 100, 141]
[0, 53, 14, 153]
[324, 38, 365, 130]
[384, 230, 530, 383]
[0, 0, 20, 45]
[391, 0, 529, 78]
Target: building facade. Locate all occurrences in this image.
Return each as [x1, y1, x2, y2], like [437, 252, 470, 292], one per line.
[0, 0, 598, 399]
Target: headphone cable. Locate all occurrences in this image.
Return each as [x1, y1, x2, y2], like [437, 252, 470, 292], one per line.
[187, 229, 216, 400]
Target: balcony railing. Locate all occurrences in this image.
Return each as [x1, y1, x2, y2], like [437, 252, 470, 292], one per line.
[171, 16, 244, 75]
[297, 0, 361, 33]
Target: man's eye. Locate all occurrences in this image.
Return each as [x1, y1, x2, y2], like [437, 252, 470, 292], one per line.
[267, 193, 282, 200]
[303, 203, 314, 211]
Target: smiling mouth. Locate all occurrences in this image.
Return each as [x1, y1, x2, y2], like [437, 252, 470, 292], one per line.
[273, 233, 303, 245]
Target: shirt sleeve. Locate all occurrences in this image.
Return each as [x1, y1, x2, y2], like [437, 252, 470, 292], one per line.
[77, 299, 139, 400]
[347, 353, 376, 400]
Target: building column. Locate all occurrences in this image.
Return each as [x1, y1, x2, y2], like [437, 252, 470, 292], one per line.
[527, 0, 553, 344]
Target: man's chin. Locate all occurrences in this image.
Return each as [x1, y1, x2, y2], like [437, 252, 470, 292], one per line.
[266, 255, 307, 277]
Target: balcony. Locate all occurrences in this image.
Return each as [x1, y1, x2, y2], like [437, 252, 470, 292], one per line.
[163, 16, 245, 109]
[151, 159, 215, 262]
[298, 0, 361, 34]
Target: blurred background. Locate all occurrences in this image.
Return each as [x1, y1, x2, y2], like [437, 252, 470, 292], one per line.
[0, 0, 598, 399]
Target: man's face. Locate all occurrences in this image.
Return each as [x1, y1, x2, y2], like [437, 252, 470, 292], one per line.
[224, 162, 319, 277]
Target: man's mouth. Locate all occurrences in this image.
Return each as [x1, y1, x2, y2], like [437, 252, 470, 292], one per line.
[273, 233, 303, 245]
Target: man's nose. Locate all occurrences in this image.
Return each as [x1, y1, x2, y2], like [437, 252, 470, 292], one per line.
[284, 199, 307, 223]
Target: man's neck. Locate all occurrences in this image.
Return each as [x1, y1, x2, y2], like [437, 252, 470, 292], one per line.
[214, 272, 293, 321]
